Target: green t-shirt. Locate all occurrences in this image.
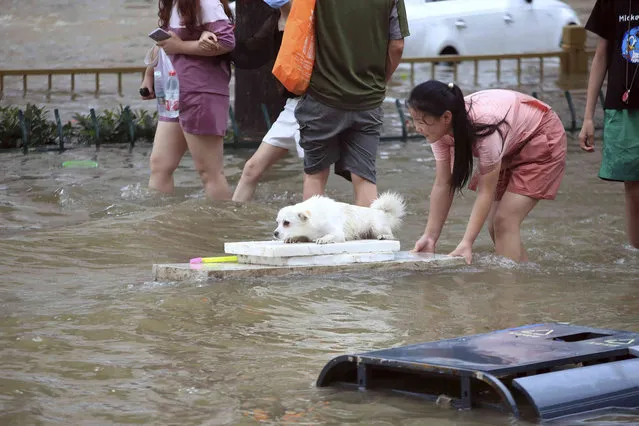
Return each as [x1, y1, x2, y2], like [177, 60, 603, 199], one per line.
[308, 0, 410, 111]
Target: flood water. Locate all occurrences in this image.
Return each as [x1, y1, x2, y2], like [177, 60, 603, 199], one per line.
[1, 1, 638, 425]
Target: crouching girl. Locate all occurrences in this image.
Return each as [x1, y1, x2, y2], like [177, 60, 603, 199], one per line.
[407, 80, 567, 263]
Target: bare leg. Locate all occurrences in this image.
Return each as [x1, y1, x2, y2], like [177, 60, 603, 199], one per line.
[492, 192, 539, 262]
[183, 132, 232, 200]
[488, 200, 528, 259]
[519, 242, 529, 262]
[232, 143, 289, 202]
[303, 168, 330, 200]
[625, 181, 639, 248]
[487, 201, 500, 243]
[148, 121, 188, 193]
[351, 173, 377, 207]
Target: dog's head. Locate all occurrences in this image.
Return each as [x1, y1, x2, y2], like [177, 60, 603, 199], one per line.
[273, 205, 314, 242]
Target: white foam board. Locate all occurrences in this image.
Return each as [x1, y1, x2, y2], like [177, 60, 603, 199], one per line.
[224, 240, 400, 257]
[237, 252, 396, 266]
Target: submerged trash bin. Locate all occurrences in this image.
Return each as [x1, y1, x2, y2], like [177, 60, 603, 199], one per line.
[316, 323, 639, 423]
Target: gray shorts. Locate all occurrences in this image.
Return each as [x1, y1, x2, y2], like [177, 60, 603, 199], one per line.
[294, 93, 383, 183]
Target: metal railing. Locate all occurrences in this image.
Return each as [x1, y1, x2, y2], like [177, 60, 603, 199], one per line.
[0, 66, 146, 98]
[0, 49, 596, 98]
[402, 50, 593, 87]
[1, 48, 602, 153]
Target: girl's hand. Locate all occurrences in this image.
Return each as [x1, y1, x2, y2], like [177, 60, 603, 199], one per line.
[578, 118, 595, 152]
[449, 240, 472, 264]
[199, 31, 220, 51]
[412, 234, 437, 253]
[157, 31, 184, 55]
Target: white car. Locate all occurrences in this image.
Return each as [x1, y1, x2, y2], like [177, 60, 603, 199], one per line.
[403, 0, 581, 58]
[228, 0, 581, 58]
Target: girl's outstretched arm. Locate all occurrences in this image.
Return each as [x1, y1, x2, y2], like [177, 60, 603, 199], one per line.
[413, 159, 454, 253]
[449, 163, 500, 263]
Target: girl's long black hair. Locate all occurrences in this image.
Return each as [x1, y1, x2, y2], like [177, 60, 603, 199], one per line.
[407, 80, 509, 193]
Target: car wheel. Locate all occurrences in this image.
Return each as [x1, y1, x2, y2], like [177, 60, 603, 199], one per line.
[438, 46, 459, 66]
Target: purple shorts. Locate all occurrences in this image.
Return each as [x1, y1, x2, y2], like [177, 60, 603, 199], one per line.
[159, 92, 229, 136]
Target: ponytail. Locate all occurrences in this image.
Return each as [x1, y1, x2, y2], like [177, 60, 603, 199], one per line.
[407, 80, 509, 194]
[448, 83, 475, 193]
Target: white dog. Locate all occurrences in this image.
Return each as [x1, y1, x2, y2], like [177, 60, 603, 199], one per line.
[273, 192, 406, 244]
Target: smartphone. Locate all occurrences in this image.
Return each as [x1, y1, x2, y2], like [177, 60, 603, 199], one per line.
[148, 28, 171, 42]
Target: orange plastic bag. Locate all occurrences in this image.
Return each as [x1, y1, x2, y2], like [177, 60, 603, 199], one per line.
[272, 0, 316, 95]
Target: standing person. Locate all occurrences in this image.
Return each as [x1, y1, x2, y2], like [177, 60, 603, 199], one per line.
[579, 0, 639, 249]
[203, 0, 304, 202]
[144, 0, 235, 200]
[407, 81, 567, 264]
[294, 0, 410, 207]
[232, 83, 304, 202]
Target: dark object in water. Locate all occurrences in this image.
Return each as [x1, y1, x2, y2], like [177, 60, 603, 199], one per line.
[317, 323, 639, 424]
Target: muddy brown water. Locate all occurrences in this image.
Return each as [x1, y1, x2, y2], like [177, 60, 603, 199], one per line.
[1, 1, 638, 425]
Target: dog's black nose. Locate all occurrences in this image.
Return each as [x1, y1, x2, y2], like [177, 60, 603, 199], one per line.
[273, 230, 279, 238]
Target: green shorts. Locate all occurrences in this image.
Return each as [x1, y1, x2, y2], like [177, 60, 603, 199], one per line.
[601, 109, 639, 182]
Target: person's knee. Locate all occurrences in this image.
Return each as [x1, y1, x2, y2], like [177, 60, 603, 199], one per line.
[305, 168, 330, 181]
[351, 174, 377, 206]
[149, 150, 178, 175]
[193, 159, 221, 176]
[351, 173, 364, 183]
[493, 210, 518, 236]
[626, 181, 639, 198]
[196, 167, 226, 184]
[241, 158, 265, 183]
[352, 173, 375, 185]
[303, 169, 330, 200]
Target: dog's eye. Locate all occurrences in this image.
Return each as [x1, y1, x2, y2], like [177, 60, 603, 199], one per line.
[283, 220, 290, 227]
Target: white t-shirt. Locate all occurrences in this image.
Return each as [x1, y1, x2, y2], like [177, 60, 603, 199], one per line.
[169, 0, 230, 28]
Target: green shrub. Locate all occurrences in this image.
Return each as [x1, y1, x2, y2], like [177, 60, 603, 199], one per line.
[0, 105, 22, 149]
[133, 108, 158, 142]
[73, 106, 158, 145]
[73, 107, 124, 145]
[0, 104, 59, 149]
[0, 103, 240, 150]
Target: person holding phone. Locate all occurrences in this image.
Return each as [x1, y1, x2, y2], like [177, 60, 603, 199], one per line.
[199, 0, 302, 202]
[142, 0, 235, 200]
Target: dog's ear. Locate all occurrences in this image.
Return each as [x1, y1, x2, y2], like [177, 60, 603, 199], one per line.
[298, 210, 311, 221]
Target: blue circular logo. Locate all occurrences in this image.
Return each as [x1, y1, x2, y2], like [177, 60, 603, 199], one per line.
[622, 27, 639, 63]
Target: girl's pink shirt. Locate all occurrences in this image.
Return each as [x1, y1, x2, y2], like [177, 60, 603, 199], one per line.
[429, 90, 551, 174]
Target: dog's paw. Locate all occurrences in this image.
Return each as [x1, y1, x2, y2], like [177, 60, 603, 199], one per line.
[284, 237, 307, 244]
[377, 233, 394, 240]
[314, 235, 335, 244]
